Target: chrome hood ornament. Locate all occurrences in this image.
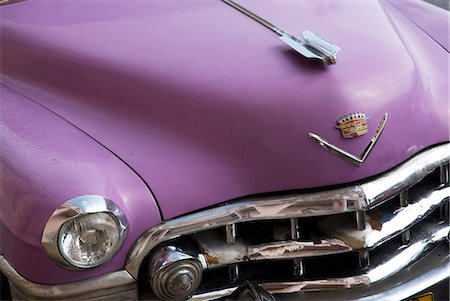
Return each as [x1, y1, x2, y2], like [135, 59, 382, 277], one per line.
[221, 0, 341, 65]
[279, 31, 340, 65]
[309, 113, 388, 166]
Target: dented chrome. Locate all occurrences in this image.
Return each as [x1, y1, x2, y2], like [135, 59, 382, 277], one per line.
[192, 232, 352, 269]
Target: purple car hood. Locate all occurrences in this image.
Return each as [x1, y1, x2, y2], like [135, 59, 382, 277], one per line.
[1, 0, 448, 219]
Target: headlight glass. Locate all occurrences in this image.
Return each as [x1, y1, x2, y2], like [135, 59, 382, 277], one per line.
[58, 212, 121, 268]
[41, 195, 128, 270]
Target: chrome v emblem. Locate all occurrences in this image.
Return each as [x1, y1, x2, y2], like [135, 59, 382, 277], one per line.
[308, 113, 388, 166]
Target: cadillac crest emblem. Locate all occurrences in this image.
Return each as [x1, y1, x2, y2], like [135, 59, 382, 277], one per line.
[308, 113, 388, 166]
[336, 113, 368, 139]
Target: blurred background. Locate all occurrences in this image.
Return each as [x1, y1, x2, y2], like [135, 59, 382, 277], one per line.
[424, 0, 449, 10]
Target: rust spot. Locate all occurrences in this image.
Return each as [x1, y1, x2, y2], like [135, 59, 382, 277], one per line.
[367, 210, 383, 231]
[204, 253, 220, 265]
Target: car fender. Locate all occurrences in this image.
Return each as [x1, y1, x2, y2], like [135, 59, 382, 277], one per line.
[0, 84, 161, 284]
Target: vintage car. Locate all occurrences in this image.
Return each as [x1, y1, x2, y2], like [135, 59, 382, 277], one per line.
[0, 0, 449, 300]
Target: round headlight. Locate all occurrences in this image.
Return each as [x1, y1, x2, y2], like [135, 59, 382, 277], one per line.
[59, 212, 122, 268]
[42, 195, 128, 269]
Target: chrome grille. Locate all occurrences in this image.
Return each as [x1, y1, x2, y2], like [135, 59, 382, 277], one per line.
[126, 144, 449, 300]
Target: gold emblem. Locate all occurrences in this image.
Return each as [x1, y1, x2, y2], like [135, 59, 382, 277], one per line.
[336, 113, 368, 139]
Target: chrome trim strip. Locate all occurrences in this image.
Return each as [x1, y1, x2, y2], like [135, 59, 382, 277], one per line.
[319, 186, 449, 249]
[261, 276, 370, 294]
[41, 195, 128, 270]
[125, 144, 449, 278]
[362, 144, 450, 205]
[0, 0, 25, 6]
[190, 287, 238, 301]
[308, 113, 388, 167]
[0, 253, 137, 300]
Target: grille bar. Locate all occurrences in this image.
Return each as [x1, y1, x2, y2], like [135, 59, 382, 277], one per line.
[192, 232, 352, 269]
[225, 224, 239, 283]
[400, 191, 411, 244]
[290, 217, 304, 277]
[362, 145, 449, 206]
[319, 186, 449, 249]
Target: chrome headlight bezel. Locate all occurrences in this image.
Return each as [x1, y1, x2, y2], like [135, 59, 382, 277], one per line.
[41, 195, 128, 269]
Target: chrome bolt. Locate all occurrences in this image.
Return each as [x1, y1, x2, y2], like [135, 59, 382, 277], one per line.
[169, 273, 193, 295]
[440, 164, 449, 186]
[400, 191, 411, 244]
[226, 224, 239, 283]
[440, 200, 449, 220]
[290, 218, 300, 240]
[358, 250, 370, 269]
[226, 224, 237, 244]
[355, 211, 366, 230]
[291, 218, 304, 277]
[401, 229, 411, 244]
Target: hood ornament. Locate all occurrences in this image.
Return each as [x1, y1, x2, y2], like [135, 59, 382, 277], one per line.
[336, 113, 369, 139]
[221, 0, 341, 65]
[309, 113, 388, 166]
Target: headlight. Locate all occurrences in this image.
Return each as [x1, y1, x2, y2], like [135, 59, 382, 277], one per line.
[42, 195, 128, 269]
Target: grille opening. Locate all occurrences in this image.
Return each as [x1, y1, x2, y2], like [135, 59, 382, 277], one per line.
[240, 260, 295, 282]
[365, 196, 400, 231]
[198, 266, 232, 293]
[197, 260, 296, 293]
[371, 195, 401, 216]
[303, 252, 360, 279]
[409, 167, 442, 204]
[237, 220, 291, 244]
[232, 217, 330, 244]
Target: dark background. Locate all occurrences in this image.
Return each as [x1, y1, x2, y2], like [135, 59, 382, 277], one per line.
[424, 0, 449, 10]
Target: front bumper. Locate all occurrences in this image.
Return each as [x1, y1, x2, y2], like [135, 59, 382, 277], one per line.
[0, 253, 136, 301]
[1, 242, 448, 301]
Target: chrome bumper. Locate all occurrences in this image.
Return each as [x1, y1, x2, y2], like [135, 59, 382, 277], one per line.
[0, 253, 137, 301]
